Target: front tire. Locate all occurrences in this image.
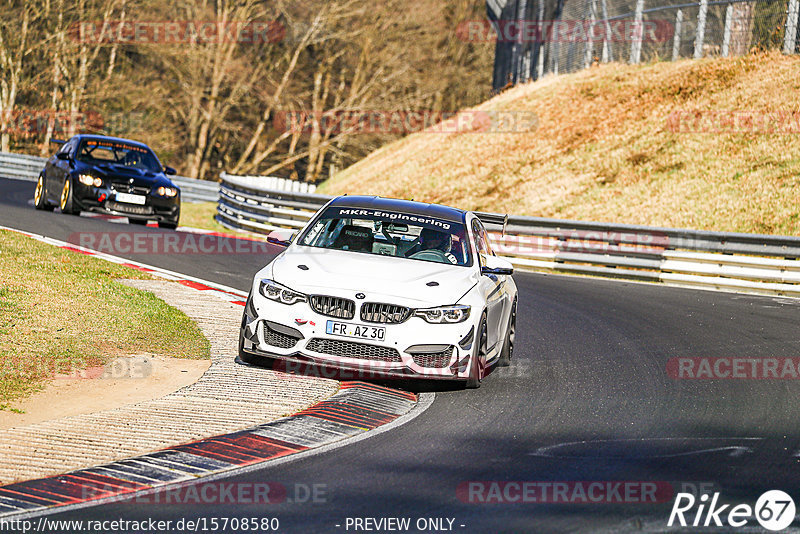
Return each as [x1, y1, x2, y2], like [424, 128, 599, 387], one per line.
[59, 178, 78, 215]
[498, 298, 517, 367]
[158, 220, 178, 230]
[128, 219, 148, 226]
[238, 332, 258, 365]
[238, 295, 259, 365]
[466, 314, 488, 389]
[34, 175, 55, 211]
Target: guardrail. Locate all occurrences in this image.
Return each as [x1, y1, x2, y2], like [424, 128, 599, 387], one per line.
[0, 151, 218, 202]
[215, 172, 800, 297]
[215, 172, 328, 234]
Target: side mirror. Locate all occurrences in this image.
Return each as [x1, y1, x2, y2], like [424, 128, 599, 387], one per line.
[50, 139, 66, 146]
[164, 166, 177, 175]
[480, 255, 514, 276]
[267, 229, 297, 247]
[56, 152, 71, 161]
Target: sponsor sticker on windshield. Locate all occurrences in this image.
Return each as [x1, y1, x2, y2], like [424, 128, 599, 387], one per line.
[329, 207, 454, 231]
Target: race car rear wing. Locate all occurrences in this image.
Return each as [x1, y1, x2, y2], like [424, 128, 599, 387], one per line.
[475, 212, 508, 236]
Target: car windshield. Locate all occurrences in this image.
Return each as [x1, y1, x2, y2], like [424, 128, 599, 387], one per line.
[299, 206, 472, 267]
[76, 139, 162, 173]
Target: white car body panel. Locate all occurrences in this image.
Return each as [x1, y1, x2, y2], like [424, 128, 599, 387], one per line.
[239, 196, 518, 385]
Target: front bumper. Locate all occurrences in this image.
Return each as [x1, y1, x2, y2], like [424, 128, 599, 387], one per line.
[240, 293, 476, 381]
[73, 183, 180, 222]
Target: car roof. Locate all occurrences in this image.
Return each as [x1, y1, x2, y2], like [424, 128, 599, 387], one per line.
[72, 134, 151, 149]
[327, 195, 467, 224]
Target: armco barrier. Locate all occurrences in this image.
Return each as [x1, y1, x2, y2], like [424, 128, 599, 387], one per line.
[3, 151, 798, 297]
[214, 172, 800, 297]
[216, 172, 328, 234]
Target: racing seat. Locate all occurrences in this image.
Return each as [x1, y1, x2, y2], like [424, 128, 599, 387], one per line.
[332, 225, 374, 252]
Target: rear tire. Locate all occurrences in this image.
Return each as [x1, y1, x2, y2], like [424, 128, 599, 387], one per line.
[59, 178, 78, 215]
[34, 175, 55, 211]
[466, 314, 488, 389]
[498, 298, 517, 367]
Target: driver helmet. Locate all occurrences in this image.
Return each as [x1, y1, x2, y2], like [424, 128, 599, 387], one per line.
[123, 151, 142, 166]
[419, 228, 451, 253]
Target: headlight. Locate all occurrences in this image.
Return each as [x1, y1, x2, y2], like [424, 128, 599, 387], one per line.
[414, 304, 471, 324]
[78, 174, 103, 187]
[157, 186, 178, 197]
[259, 279, 307, 305]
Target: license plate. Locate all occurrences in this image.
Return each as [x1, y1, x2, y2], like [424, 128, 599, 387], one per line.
[326, 320, 385, 341]
[115, 193, 146, 205]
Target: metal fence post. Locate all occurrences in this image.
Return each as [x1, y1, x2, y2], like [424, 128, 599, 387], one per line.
[514, 0, 528, 82]
[552, 18, 562, 74]
[672, 9, 683, 60]
[630, 0, 645, 63]
[785, 0, 800, 54]
[536, 0, 546, 77]
[694, 0, 708, 58]
[600, 0, 614, 62]
[584, 0, 598, 68]
[722, 4, 733, 57]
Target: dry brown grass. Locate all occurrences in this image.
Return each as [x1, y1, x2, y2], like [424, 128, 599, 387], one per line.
[0, 230, 210, 408]
[319, 51, 800, 234]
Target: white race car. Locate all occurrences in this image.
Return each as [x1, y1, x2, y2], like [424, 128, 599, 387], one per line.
[238, 196, 518, 388]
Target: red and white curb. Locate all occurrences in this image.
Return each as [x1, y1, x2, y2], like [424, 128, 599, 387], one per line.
[0, 383, 424, 519]
[0, 224, 431, 519]
[80, 212, 268, 242]
[0, 225, 249, 306]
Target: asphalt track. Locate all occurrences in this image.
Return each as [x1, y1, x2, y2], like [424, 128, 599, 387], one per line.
[2, 176, 800, 533]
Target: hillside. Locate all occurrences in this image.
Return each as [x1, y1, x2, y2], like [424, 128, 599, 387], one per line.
[319, 51, 800, 235]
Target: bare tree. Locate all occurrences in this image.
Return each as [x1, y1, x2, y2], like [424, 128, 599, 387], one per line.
[40, 0, 123, 150]
[0, 1, 34, 152]
[160, 0, 275, 179]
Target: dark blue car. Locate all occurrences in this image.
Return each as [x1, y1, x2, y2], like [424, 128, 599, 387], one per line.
[34, 135, 181, 229]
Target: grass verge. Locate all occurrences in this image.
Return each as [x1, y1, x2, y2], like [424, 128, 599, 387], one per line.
[0, 230, 210, 409]
[179, 202, 230, 233]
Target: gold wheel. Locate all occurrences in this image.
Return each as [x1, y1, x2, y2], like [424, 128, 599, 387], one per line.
[34, 176, 44, 206]
[60, 180, 70, 211]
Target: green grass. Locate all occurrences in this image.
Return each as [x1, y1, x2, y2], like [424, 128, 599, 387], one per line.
[0, 230, 210, 408]
[179, 202, 273, 241]
[180, 202, 230, 233]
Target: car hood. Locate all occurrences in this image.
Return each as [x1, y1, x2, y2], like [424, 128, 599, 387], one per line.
[81, 162, 171, 186]
[269, 246, 479, 307]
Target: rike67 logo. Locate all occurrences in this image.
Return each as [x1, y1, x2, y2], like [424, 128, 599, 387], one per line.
[668, 490, 796, 531]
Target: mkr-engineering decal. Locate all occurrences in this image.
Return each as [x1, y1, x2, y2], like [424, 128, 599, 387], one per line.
[332, 208, 452, 231]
